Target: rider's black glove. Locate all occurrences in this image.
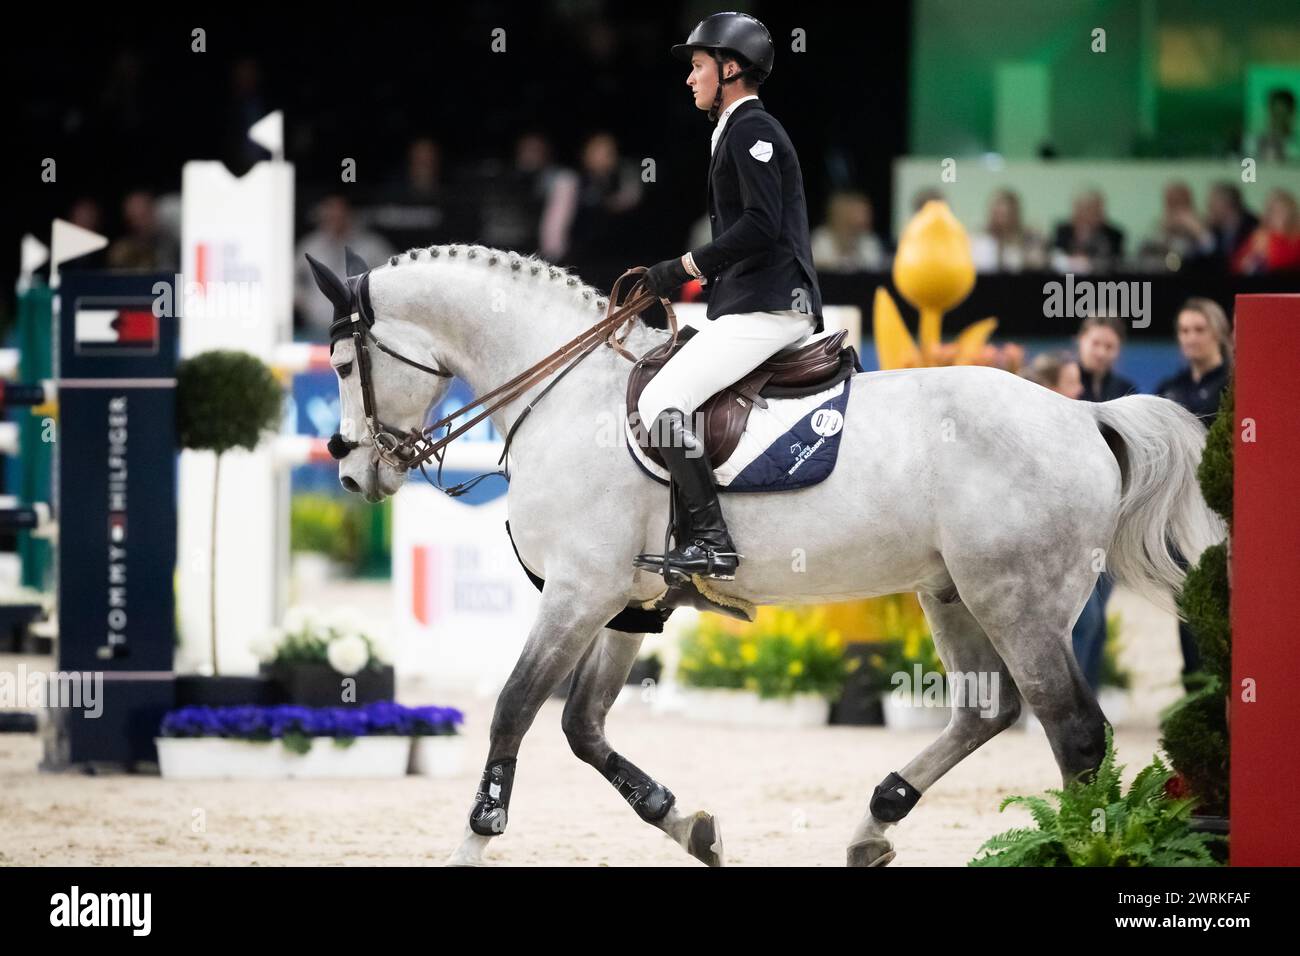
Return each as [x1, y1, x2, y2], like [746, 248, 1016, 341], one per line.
[643, 257, 692, 298]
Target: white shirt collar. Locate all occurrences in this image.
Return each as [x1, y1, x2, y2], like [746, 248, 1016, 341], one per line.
[711, 94, 759, 156]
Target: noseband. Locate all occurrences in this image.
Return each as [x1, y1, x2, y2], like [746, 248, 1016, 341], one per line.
[328, 266, 673, 496]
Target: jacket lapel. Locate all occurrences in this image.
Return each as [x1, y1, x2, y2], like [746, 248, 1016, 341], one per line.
[706, 98, 765, 223]
[708, 97, 764, 181]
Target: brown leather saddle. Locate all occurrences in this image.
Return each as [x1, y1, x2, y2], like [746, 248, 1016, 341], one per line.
[627, 325, 863, 469]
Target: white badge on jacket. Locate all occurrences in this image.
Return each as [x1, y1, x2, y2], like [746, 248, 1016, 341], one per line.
[749, 139, 774, 162]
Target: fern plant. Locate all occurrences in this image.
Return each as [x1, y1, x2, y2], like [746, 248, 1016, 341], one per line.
[970, 727, 1225, 866]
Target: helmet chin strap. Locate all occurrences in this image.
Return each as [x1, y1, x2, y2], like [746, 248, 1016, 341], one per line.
[708, 51, 750, 123]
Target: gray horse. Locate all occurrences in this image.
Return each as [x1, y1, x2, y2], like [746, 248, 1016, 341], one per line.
[307, 245, 1224, 867]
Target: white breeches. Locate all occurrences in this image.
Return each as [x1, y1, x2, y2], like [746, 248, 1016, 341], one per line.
[636, 310, 818, 428]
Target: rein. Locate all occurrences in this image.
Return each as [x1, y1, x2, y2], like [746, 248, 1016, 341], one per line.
[341, 266, 680, 497]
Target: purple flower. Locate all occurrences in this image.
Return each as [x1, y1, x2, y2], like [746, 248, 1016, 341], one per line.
[159, 701, 462, 740]
[410, 705, 465, 736]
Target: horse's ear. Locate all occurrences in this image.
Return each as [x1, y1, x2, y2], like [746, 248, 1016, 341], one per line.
[305, 253, 350, 311]
[344, 246, 369, 278]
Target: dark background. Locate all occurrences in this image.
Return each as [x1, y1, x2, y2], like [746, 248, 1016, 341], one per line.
[3, 2, 911, 321]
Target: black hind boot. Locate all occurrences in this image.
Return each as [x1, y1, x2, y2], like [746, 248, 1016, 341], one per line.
[634, 407, 742, 581]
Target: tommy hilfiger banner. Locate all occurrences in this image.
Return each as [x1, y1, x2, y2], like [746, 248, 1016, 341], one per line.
[51, 269, 177, 765]
[72, 305, 160, 356]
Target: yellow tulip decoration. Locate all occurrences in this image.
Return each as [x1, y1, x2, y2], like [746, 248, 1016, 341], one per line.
[874, 200, 1020, 372]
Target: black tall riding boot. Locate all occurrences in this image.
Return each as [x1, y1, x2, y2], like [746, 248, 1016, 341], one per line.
[633, 408, 742, 581]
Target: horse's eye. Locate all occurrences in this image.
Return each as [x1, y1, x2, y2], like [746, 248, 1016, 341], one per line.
[335, 362, 353, 378]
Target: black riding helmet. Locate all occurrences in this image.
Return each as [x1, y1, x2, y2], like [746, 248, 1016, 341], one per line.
[672, 12, 774, 122]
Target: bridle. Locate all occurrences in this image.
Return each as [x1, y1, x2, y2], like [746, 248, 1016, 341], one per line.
[327, 270, 455, 472]
[327, 266, 676, 497]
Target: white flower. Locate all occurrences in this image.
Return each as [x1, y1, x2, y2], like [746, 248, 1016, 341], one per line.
[250, 627, 284, 664]
[326, 605, 368, 639]
[282, 606, 316, 636]
[367, 633, 394, 666]
[326, 633, 370, 676]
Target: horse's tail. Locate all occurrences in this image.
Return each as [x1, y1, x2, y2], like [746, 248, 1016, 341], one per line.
[1088, 395, 1226, 617]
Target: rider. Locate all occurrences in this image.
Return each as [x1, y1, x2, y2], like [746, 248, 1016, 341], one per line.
[635, 11, 824, 582]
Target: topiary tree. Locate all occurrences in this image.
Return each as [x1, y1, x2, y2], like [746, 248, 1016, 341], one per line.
[1161, 379, 1233, 817]
[176, 350, 283, 675]
[1197, 384, 1233, 527]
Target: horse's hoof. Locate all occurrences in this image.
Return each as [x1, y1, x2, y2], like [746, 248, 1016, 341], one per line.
[686, 811, 725, 867]
[444, 849, 489, 867]
[846, 838, 895, 867]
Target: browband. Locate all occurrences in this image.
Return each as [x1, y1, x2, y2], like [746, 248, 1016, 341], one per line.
[329, 271, 375, 347]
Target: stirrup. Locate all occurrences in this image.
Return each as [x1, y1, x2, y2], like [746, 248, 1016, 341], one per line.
[632, 545, 743, 582]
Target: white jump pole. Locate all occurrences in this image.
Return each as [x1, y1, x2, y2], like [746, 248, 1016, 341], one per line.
[177, 112, 294, 676]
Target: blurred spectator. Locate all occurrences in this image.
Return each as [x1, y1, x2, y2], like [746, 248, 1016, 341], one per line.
[1233, 188, 1300, 274]
[1254, 87, 1296, 163]
[564, 132, 644, 271]
[811, 191, 887, 272]
[970, 189, 1047, 272]
[1052, 190, 1124, 273]
[1019, 350, 1082, 398]
[65, 197, 108, 269]
[1157, 297, 1233, 689]
[1075, 315, 1137, 401]
[68, 197, 104, 235]
[294, 195, 395, 335]
[478, 133, 580, 259]
[1186, 183, 1258, 271]
[1138, 181, 1202, 269]
[1156, 297, 1231, 425]
[106, 190, 179, 270]
[365, 137, 463, 250]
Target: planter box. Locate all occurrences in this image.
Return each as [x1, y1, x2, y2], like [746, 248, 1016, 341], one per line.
[680, 687, 828, 728]
[260, 663, 395, 708]
[1189, 815, 1230, 864]
[881, 692, 951, 731]
[156, 736, 410, 780]
[409, 735, 466, 778]
[626, 656, 663, 687]
[290, 552, 346, 588]
[830, 642, 892, 726]
[830, 693, 884, 726]
[175, 675, 278, 707]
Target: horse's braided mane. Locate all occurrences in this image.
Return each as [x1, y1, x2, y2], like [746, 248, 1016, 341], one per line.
[382, 243, 610, 313]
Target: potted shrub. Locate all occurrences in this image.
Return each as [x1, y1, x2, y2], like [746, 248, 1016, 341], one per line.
[1160, 381, 1232, 835]
[677, 607, 851, 728]
[254, 606, 395, 707]
[155, 701, 425, 779]
[174, 349, 282, 705]
[408, 705, 467, 778]
[970, 727, 1225, 866]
